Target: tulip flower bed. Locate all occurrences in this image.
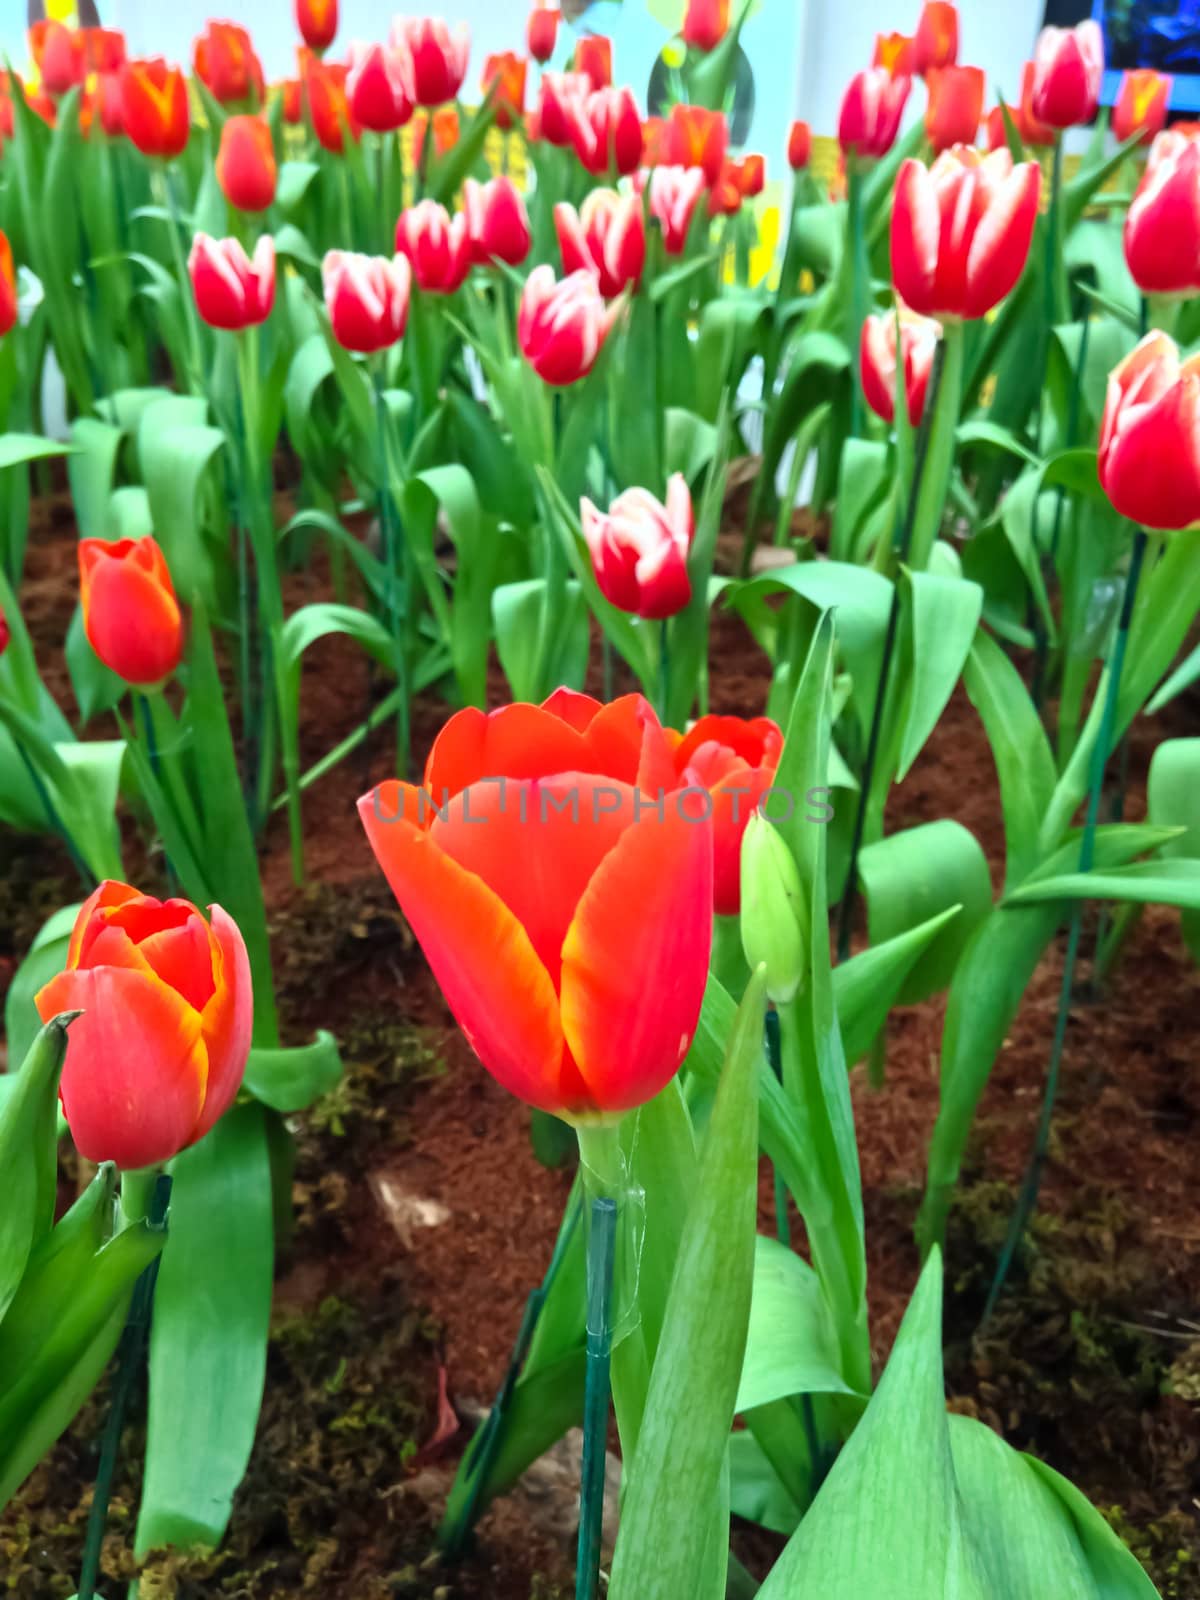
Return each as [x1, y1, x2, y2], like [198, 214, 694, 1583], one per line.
[4, 0, 1200, 1597]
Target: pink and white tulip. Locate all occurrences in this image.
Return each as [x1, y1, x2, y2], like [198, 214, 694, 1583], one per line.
[395, 199, 473, 293]
[1030, 20, 1103, 129]
[188, 234, 275, 330]
[518, 265, 618, 386]
[463, 176, 532, 267]
[647, 165, 706, 253]
[346, 40, 413, 132]
[565, 85, 643, 175]
[323, 250, 412, 352]
[389, 15, 469, 106]
[554, 189, 645, 298]
[581, 475, 695, 620]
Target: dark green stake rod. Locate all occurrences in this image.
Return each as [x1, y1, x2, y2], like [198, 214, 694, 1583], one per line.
[76, 1172, 173, 1600]
[576, 1196, 616, 1600]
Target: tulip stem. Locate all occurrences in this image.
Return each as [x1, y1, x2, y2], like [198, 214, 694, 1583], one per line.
[846, 162, 868, 439]
[834, 333, 950, 963]
[983, 527, 1149, 1325]
[657, 618, 670, 724]
[157, 163, 206, 394]
[575, 1195, 616, 1600]
[76, 1172, 172, 1600]
[764, 1008, 791, 1247]
[372, 364, 411, 776]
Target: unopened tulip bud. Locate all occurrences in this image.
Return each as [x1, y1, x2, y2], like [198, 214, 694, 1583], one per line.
[739, 812, 807, 1004]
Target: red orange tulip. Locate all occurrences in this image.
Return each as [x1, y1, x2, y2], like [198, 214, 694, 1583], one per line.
[891, 147, 1040, 321]
[1030, 20, 1103, 130]
[519, 266, 618, 386]
[664, 102, 728, 184]
[482, 50, 526, 130]
[555, 189, 645, 297]
[873, 32, 915, 79]
[671, 714, 783, 915]
[193, 20, 264, 107]
[788, 119, 811, 170]
[296, 0, 338, 53]
[78, 536, 184, 687]
[304, 53, 359, 151]
[120, 58, 190, 158]
[358, 694, 712, 1118]
[860, 308, 940, 427]
[924, 64, 984, 153]
[527, 5, 560, 65]
[32, 20, 88, 96]
[36, 881, 252, 1170]
[913, 1, 958, 76]
[1125, 131, 1200, 297]
[0, 231, 16, 338]
[188, 234, 276, 330]
[323, 250, 412, 352]
[1112, 68, 1171, 146]
[574, 33, 612, 92]
[1099, 333, 1200, 531]
[216, 115, 277, 213]
[682, 0, 730, 53]
[581, 476, 694, 621]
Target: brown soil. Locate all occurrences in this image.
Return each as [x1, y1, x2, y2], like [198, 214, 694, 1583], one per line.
[3, 479, 1199, 1597]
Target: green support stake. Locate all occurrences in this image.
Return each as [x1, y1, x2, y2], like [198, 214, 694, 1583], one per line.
[575, 1195, 616, 1600]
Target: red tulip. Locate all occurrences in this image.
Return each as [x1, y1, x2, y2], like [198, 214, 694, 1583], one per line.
[78, 536, 183, 686]
[120, 58, 190, 158]
[395, 200, 472, 293]
[566, 85, 643, 176]
[574, 33, 612, 92]
[641, 114, 667, 166]
[33, 20, 88, 96]
[555, 189, 645, 298]
[36, 881, 252, 1171]
[708, 160, 744, 218]
[913, 1, 958, 75]
[304, 53, 360, 150]
[0, 80, 13, 142]
[296, 0, 338, 52]
[83, 28, 127, 75]
[390, 16, 469, 107]
[1113, 69, 1171, 146]
[194, 20, 264, 107]
[671, 714, 783, 915]
[0, 231, 16, 338]
[838, 67, 911, 161]
[682, 0, 730, 53]
[527, 5, 560, 64]
[737, 153, 766, 197]
[358, 693, 712, 1118]
[346, 41, 413, 131]
[891, 147, 1040, 321]
[664, 102, 728, 184]
[539, 70, 589, 146]
[860, 308, 940, 426]
[323, 250, 412, 351]
[647, 165, 706, 253]
[788, 119, 811, 170]
[987, 62, 1056, 149]
[1030, 20, 1103, 129]
[464, 176, 532, 267]
[924, 64, 984, 153]
[1099, 333, 1200, 531]
[581, 475, 693, 621]
[482, 50, 526, 130]
[1125, 132, 1200, 297]
[518, 265, 618, 386]
[0, 605, 8, 657]
[188, 233, 275, 330]
[873, 31, 915, 79]
[216, 115, 277, 212]
[280, 77, 303, 123]
[90, 73, 125, 139]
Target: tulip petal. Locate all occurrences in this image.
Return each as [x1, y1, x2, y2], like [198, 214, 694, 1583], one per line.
[891, 159, 939, 315]
[560, 800, 713, 1111]
[37, 965, 208, 1170]
[358, 791, 575, 1111]
[193, 905, 253, 1141]
[424, 702, 595, 798]
[67, 879, 140, 967]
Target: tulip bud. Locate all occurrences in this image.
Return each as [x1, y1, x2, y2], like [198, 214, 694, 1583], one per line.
[78, 536, 184, 687]
[296, 0, 338, 52]
[527, 5, 560, 65]
[464, 177, 532, 268]
[1099, 332, 1200, 532]
[120, 57, 190, 158]
[518, 265, 618, 386]
[1030, 20, 1103, 129]
[1113, 68, 1171, 147]
[555, 189, 645, 297]
[737, 153, 766, 198]
[787, 119, 811, 171]
[323, 250, 412, 352]
[924, 64, 984, 152]
[391, 15, 470, 106]
[482, 50, 527, 131]
[581, 475, 694, 621]
[647, 165, 706, 255]
[682, 0, 730, 53]
[1125, 132, 1200, 297]
[574, 33, 612, 92]
[0, 230, 16, 338]
[193, 20, 264, 107]
[739, 812, 807, 1005]
[860, 309, 940, 428]
[281, 77, 303, 124]
[188, 234, 276, 330]
[346, 40, 413, 132]
[674, 714, 783, 915]
[913, 1, 958, 76]
[35, 881, 253, 1170]
[708, 160, 744, 219]
[216, 115, 277, 213]
[395, 200, 473, 293]
[838, 66, 911, 162]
